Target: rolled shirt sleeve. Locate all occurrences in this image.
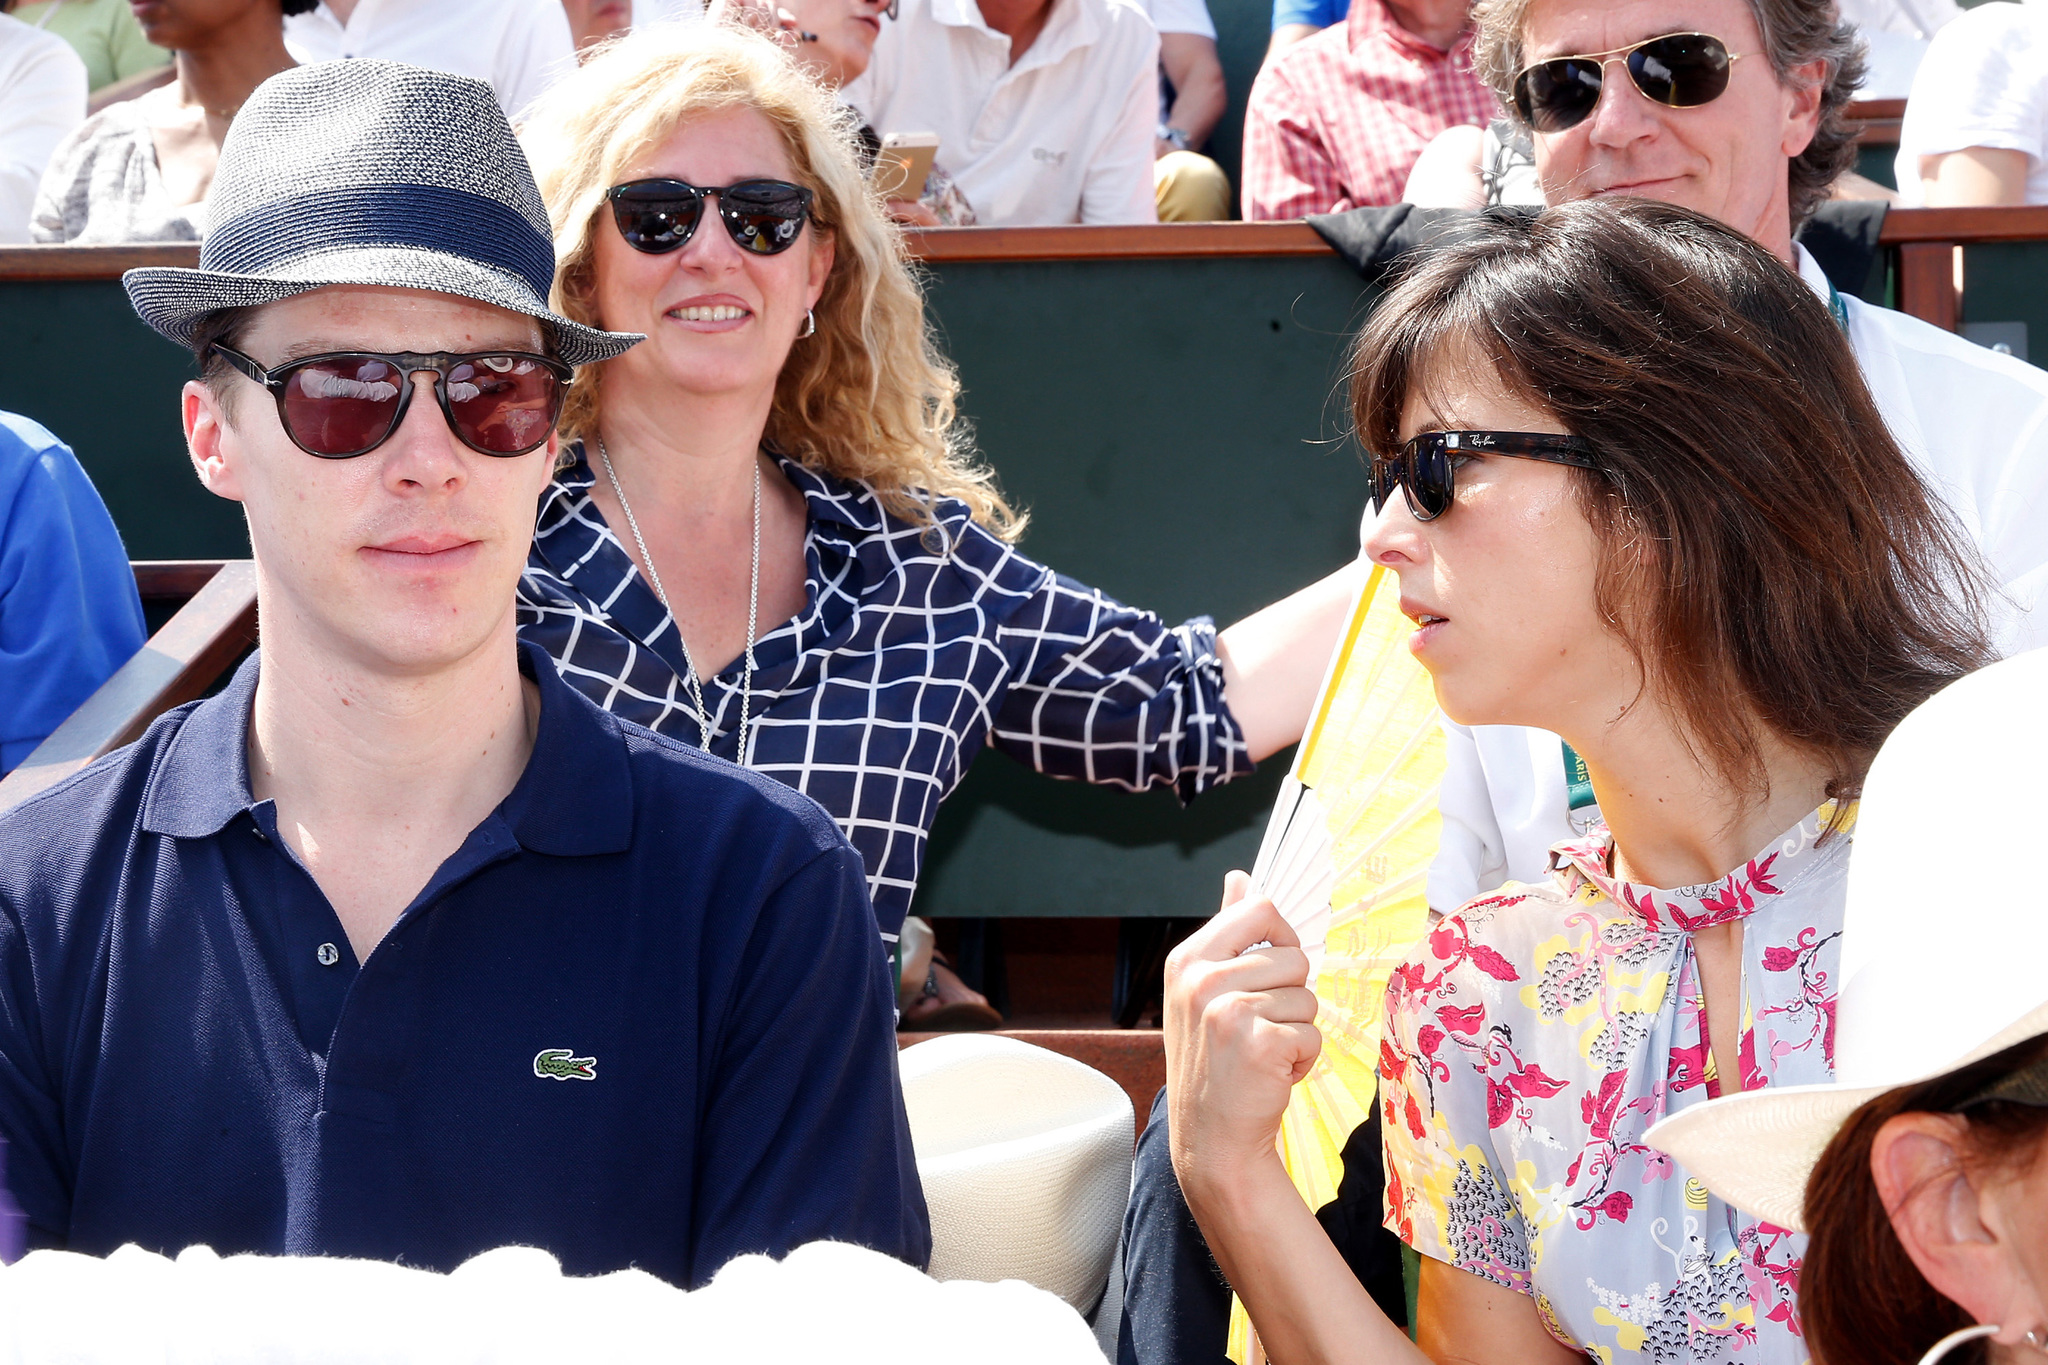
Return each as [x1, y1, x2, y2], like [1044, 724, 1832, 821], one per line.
[989, 569, 1252, 802]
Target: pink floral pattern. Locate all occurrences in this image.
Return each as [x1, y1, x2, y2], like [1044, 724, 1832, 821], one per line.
[1380, 805, 1852, 1363]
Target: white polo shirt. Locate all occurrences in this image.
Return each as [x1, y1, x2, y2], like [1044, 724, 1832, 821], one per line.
[0, 12, 84, 244]
[285, 0, 577, 121]
[845, 0, 1160, 225]
[1428, 244, 2048, 913]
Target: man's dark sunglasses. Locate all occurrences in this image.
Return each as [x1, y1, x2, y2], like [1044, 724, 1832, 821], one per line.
[210, 345, 572, 459]
[1371, 430, 1600, 521]
[1513, 32, 1746, 134]
[606, 177, 815, 257]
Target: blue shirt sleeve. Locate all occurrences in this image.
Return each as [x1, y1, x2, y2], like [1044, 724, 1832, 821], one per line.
[1271, 0, 1346, 29]
[691, 838, 932, 1279]
[0, 414, 146, 775]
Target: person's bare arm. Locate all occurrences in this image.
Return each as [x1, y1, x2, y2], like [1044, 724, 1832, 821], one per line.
[1920, 147, 2031, 206]
[1166, 876, 1429, 1365]
[1158, 33, 1226, 152]
[1400, 123, 1486, 208]
[1417, 1258, 1588, 1365]
[1216, 560, 1364, 761]
[1266, 21, 1320, 58]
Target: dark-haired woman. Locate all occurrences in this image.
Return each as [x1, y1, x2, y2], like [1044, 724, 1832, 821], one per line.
[1162, 197, 1994, 1365]
[31, 0, 312, 242]
[1648, 645, 2048, 1365]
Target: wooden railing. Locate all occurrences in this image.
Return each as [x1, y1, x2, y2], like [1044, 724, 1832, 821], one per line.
[10, 205, 2048, 330]
[0, 560, 257, 815]
[1847, 98, 1906, 147]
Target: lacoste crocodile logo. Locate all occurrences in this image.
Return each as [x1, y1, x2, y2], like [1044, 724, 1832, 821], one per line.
[533, 1048, 597, 1081]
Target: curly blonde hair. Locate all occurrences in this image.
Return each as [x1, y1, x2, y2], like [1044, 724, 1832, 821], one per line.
[519, 24, 1020, 538]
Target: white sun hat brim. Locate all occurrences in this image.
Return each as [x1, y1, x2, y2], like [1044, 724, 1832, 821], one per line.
[1644, 644, 2048, 1232]
[1647, 999, 2048, 1232]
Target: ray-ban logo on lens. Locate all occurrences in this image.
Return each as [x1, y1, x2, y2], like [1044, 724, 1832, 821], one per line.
[534, 1048, 596, 1081]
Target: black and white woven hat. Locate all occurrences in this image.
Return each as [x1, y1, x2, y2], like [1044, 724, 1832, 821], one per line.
[122, 61, 640, 367]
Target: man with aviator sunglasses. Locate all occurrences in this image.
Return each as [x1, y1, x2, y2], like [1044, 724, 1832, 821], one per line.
[0, 60, 930, 1285]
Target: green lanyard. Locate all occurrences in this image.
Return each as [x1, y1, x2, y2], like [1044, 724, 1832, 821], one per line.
[1826, 278, 1850, 331]
[1561, 739, 1597, 813]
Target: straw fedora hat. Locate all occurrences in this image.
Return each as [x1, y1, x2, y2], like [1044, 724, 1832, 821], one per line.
[1646, 645, 2048, 1232]
[898, 1035, 1134, 1313]
[122, 61, 639, 368]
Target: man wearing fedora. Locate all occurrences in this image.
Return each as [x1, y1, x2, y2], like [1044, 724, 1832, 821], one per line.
[0, 60, 929, 1285]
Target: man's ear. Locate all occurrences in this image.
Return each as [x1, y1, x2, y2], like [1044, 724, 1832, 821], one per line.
[183, 379, 247, 504]
[1873, 1112, 2043, 1349]
[1780, 58, 1828, 158]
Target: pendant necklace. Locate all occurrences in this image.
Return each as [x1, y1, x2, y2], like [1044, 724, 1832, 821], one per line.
[596, 435, 761, 763]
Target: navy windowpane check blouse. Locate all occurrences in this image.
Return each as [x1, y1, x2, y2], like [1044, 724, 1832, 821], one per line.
[516, 449, 1254, 941]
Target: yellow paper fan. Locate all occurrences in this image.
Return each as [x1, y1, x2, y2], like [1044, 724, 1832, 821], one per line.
[1227, 562, 1446, 1363]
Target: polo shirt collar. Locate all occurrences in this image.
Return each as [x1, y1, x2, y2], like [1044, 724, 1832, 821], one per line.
[140, 641, 634, 858]
[927, 0, 1101, 67]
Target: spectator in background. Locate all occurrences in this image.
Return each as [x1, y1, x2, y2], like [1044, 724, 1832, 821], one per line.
[1135, 0, 1230, 221]
[564, 0, 634, 54]
[0, 1, 84, 242]
[1240, 0, 1492, 217]
[713, 0, 979, 223]
[13, 0, 169, 96]
[285, 0, 577, 120]
[1895, 0, 2048, 207]
[0, 410, 145, 777]
[1838, 0, 1959, 98]
[844, 0, 1160, 224]
[31, 0, 303, 243]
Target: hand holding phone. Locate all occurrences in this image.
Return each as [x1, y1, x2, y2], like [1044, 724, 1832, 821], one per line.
[874, 132, 940, 201]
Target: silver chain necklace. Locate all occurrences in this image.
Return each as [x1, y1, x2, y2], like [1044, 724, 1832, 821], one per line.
[596, 435, 761, 763]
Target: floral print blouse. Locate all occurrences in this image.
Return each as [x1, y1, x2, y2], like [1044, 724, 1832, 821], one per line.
[1380, 804, 1853, 1363]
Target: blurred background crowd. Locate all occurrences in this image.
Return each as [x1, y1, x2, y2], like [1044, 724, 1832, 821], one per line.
[3, 0, 2041, 248]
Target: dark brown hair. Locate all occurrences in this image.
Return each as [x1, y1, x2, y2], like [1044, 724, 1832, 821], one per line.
[1351, 198, 1993, 807]
[1802, 1033, 2048, 1365]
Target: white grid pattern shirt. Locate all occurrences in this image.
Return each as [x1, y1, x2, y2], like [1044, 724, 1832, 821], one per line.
[516, 450, 1253, 942]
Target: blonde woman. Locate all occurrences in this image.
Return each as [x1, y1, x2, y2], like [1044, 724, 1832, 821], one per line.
[515, 26, 1356, 1024]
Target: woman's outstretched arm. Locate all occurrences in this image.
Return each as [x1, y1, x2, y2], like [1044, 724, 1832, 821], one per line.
[1164, 873, 1583, 1365]
[1216, 560, 1367, 762]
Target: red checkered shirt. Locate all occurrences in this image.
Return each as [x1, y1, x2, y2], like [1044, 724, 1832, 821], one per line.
[1241, 0, 1501, 219]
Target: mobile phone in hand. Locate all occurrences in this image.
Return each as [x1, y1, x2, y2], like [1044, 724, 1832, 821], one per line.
[874, 132, 940, 200]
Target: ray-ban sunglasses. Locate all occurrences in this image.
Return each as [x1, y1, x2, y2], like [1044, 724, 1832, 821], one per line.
[210, 345, 573, 459]
[1513, 32, 1747, 134]
[1371, 430, 1600, 521]
[606, 177, 815, 256]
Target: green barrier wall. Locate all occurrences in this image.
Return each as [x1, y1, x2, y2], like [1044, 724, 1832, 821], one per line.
[0, 249, 1379, 917]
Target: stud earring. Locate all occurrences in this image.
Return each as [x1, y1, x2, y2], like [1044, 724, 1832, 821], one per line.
[801, 308, 816, 338]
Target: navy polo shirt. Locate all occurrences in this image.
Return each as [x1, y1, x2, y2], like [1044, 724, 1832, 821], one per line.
[0, 643, 930, 1285]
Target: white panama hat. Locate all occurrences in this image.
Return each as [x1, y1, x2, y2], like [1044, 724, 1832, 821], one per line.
[121, 61, 641, 368]
[1646, 645, 2048, 1232]
[898, 1034, 1135, 1313]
